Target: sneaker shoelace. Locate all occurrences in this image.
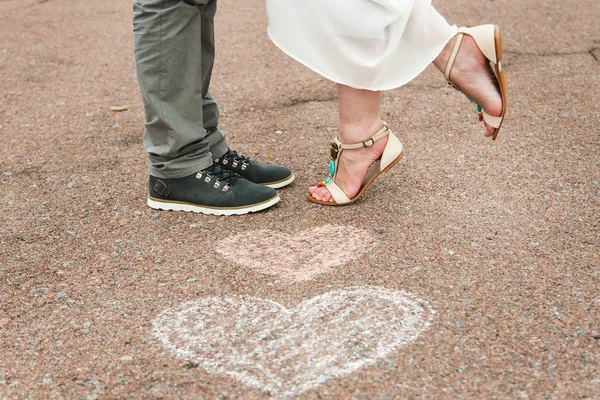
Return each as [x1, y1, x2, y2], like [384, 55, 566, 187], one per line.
[198, 164, 239, 192]
[218, 149, 251, 171]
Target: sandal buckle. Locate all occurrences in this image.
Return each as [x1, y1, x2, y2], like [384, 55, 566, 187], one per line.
[362, 138, 375, 147]
[448, 81, 460, 91]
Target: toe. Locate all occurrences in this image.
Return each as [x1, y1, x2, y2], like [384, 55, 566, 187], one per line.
[313, 187, 332, 202]
[317, 187, 329, 198]
[310, 187, 323, 201]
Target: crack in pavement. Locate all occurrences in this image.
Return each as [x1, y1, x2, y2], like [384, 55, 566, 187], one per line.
[505, 48, 600, 64]
[590, 48, 600, 63]
[231, 95, 337, 116]
[282, 95, 337, 108]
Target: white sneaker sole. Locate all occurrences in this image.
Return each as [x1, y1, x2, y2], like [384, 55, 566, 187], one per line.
[147, 194, 280, 216]
[263, 173, 295, 189]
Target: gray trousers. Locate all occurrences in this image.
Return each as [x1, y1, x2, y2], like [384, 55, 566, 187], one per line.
[133, 0, 228, 179]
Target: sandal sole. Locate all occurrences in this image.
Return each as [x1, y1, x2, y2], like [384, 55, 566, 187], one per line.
[491, 25, 508, 140]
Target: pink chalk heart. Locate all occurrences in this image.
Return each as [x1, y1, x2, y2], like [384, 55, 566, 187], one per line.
[216, 225, 376, 282]
[153, 286, 434, 397]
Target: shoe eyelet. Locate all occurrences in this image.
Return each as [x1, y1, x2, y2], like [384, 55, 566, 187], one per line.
[204, 176, 212, 183]
[222, 184, 230, 192]
[196, 172, 203, 179]
[222, 158, 229, 165]
[232, 160, 239, 168]
[213, 180, 221, 188]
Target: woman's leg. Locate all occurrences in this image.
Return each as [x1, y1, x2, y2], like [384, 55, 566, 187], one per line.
[432, 35, 503, 137]
[309, 27, 505, 201]
[308, 85, 387, 202]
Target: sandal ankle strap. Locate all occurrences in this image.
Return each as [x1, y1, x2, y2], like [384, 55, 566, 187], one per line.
[331, 123, 390, 157]
[445, 20, 475, 90]
[444, 34, 465, 89]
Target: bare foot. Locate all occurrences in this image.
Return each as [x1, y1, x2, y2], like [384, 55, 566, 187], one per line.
[308, 128, 388, 203]
[434, 34, 503, 137]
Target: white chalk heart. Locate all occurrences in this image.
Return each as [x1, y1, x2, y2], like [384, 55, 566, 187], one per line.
[216, 225, 376, 282]
[153, 286, 434, 397]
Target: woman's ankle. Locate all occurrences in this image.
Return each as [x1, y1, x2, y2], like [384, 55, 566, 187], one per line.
[338, 118, 384, 144]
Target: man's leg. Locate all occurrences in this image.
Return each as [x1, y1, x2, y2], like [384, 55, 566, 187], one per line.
[202, 90, 227, 160]
[134, 0, 225, 179]
[198, 0, 228, 161]
[133, 0, 279, 215]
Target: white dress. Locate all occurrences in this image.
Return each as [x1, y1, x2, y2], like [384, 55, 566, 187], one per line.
[266, 0, 457, 91]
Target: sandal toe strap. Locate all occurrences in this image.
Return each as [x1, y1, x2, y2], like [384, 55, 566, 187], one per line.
[325, 180, 351, 205]
[481, 110, 502, 129]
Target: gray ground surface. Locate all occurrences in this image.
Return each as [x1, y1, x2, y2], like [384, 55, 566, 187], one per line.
[1, 0, 599, 398]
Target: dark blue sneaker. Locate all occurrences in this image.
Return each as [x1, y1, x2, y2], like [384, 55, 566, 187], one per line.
[215, 149, 294, 189]
[148, 165, 279, 216]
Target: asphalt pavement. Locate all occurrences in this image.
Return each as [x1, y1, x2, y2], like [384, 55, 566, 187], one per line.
[0, 0, 599, 398]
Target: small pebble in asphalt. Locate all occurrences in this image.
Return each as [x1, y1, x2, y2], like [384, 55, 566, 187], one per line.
[54, 292, 68, 300]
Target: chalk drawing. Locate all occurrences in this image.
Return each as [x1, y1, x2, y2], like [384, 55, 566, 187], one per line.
[216, 225, 376, 282]
[153, 286, 434, 397]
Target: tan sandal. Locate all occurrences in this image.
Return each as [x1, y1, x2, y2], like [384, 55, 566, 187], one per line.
[308, 123, 404, 206]
[444, 24, 508, 140]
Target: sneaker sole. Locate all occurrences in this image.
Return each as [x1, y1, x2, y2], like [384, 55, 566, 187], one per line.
[263, 173, 295, 189]
[147, 194, 280, 216]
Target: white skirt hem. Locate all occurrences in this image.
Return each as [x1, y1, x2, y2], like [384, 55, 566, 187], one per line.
[268, 27, 455, 92]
